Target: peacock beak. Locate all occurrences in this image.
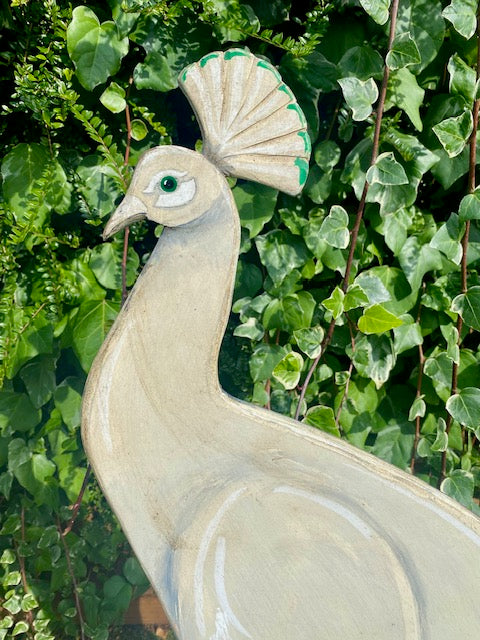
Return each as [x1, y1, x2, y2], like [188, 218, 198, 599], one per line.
[103, 195, 147, 240]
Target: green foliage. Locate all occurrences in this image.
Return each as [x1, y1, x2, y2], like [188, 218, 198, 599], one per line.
[2, 0, 480, 637]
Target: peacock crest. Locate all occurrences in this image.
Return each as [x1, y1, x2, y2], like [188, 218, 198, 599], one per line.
[178, 48, 310, 196]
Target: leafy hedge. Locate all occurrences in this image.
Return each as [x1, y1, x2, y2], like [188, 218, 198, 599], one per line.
[1, 0, 480, 637]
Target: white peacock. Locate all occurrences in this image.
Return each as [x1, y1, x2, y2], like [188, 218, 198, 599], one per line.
[82, 49, 480, 640]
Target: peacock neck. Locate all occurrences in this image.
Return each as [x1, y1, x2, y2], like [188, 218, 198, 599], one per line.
[122, 183, 240, 403]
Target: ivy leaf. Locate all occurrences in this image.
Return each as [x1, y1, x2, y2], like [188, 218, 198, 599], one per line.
[447, 53, 476, 106]
[249, 344, 288, 382]
[408, 395, 426, 421]
[319, 205, 350, 248]
[54, 378, 84, 431]
[337, 45, 384, 81]
[429, 213, 465, 265]
[294, 326, 324, 359]
[393, 317, 423, 355]
[344, 284, 370, 311]
[272, 351, 304, 390]
[72, 300, 120, 372]
[441, 469, 475, 509]
[446, 388, 480, 429]
[0, 392, 41, 436]
[99, 82, 126, 113]
[431, 417, 448, 452]
[103, 575, 133, 612]
[359, 0, 390, 25]
[348, 334, 396, 389]
[395, 0, 445, 73]
[314, 140, 341, 171]
[458, 188, 480, 220]
[366, 152, 408, 186]
[452, 286, 480, 330]
[433, 110, 473, 158]
[255, 230, 310, 286]
[67, 6, 129, 90]
[442, 0, 477, 39]
[398, 237, 443, 291]
[385, 68, 425, 130]
[303, 405, 340, 437]
[263, 292, 316, 332]
[322, 286, 344, 319]
[358, 304, 403, 334]
[233, 317, 265, 341]
[89, 242, 139, 290]
[338, 77, 378, 121]
[386, 32, 421, 69]
[234, 183, 278, 238]
[19, 356, 56, 409]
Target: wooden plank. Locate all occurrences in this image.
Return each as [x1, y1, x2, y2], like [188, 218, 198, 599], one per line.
[123, 588, 170, 626]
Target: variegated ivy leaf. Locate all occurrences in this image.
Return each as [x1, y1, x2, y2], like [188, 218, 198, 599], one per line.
[442, 0, 477, 40]
[338, 77, 378, 121]
[433, 110, 473, 158]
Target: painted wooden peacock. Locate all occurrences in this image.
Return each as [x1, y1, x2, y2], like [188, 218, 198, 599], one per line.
[82, 49, 480, 639]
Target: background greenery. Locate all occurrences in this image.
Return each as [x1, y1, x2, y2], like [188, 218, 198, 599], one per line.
[1, 0, 480, 637]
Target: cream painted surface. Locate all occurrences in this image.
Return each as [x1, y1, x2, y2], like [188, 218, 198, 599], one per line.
[82, 52, 480, 639]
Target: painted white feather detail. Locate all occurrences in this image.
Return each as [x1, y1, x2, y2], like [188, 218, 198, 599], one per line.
[178, 49, 310, 196]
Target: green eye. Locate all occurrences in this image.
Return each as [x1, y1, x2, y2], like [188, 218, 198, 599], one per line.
[160, 175, 178, 192]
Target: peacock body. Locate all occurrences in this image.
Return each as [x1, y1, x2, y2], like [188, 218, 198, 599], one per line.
[82, 50, 480, 639]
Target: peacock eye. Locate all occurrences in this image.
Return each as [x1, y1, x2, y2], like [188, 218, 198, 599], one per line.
[143, 170, 196, 208]
[160, 176, 178, 192]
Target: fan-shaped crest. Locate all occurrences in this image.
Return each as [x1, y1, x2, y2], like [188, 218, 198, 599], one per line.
[179, 49, 310, 196]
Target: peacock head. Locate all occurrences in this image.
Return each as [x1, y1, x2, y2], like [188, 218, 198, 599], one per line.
[103, 146, 226, 239]
[104, 48, 310, 240]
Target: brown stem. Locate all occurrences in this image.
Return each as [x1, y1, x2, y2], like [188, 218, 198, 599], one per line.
[58, 520, 86, 640]
[62, 466, 92, 537]
[440, 11, 480, 484]
[295, 0, 400, 420]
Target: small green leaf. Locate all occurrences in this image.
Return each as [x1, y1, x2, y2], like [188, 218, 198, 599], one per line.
[249, 344, 288, 382]
[408, 396, 426, 421]
[54, 378, 83, 431]
[99, 82, 126, 113]
[294, 326, 324, 359]
[337, 46, 384, 81]
[359, 0, 390, 25]
[234, 183, 278, 238]
[442, 0, 477, 39]
[458, 188, 480, 220]
[255, 230, 310, 286]
[393, 318, 423, 355]
[385, 68, 425, 130]
[19, 356, 56, 409]
[0, 392, 41, 435]
[322, 286, 344, 320]
[272, 351, 304, 390]
[130, 119, 148, 141]
[89, 243, 139, 290]
[441, 469, 474, 509]
[233, 317, 264, 341]
[67, 6, 129, 90]
[11, 621, 29, 636]
[314, 140, 341, 171]
[338, 76, 378, 121]
[386, 33, 421, 70]
[452, 286, 480, 330]
[446, 387, 480, 429]
[319, 205, 350, 248]
[123, 557, 148, 587]
[433, 110, 473, 158]
[263, 292, 316, 332]
[344, 284, 370, 311]
[103, 575, 133, 611]
[431, 417, 448, 452]
[303, 405, 340, 437]
[72, 300, 120, 372]
[358, 304, 403, 334]
[429, 213, 465, 265]
[348, 334, 396, 389]
[447, 53, 476, 105]
[366, 152, 408, 186]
